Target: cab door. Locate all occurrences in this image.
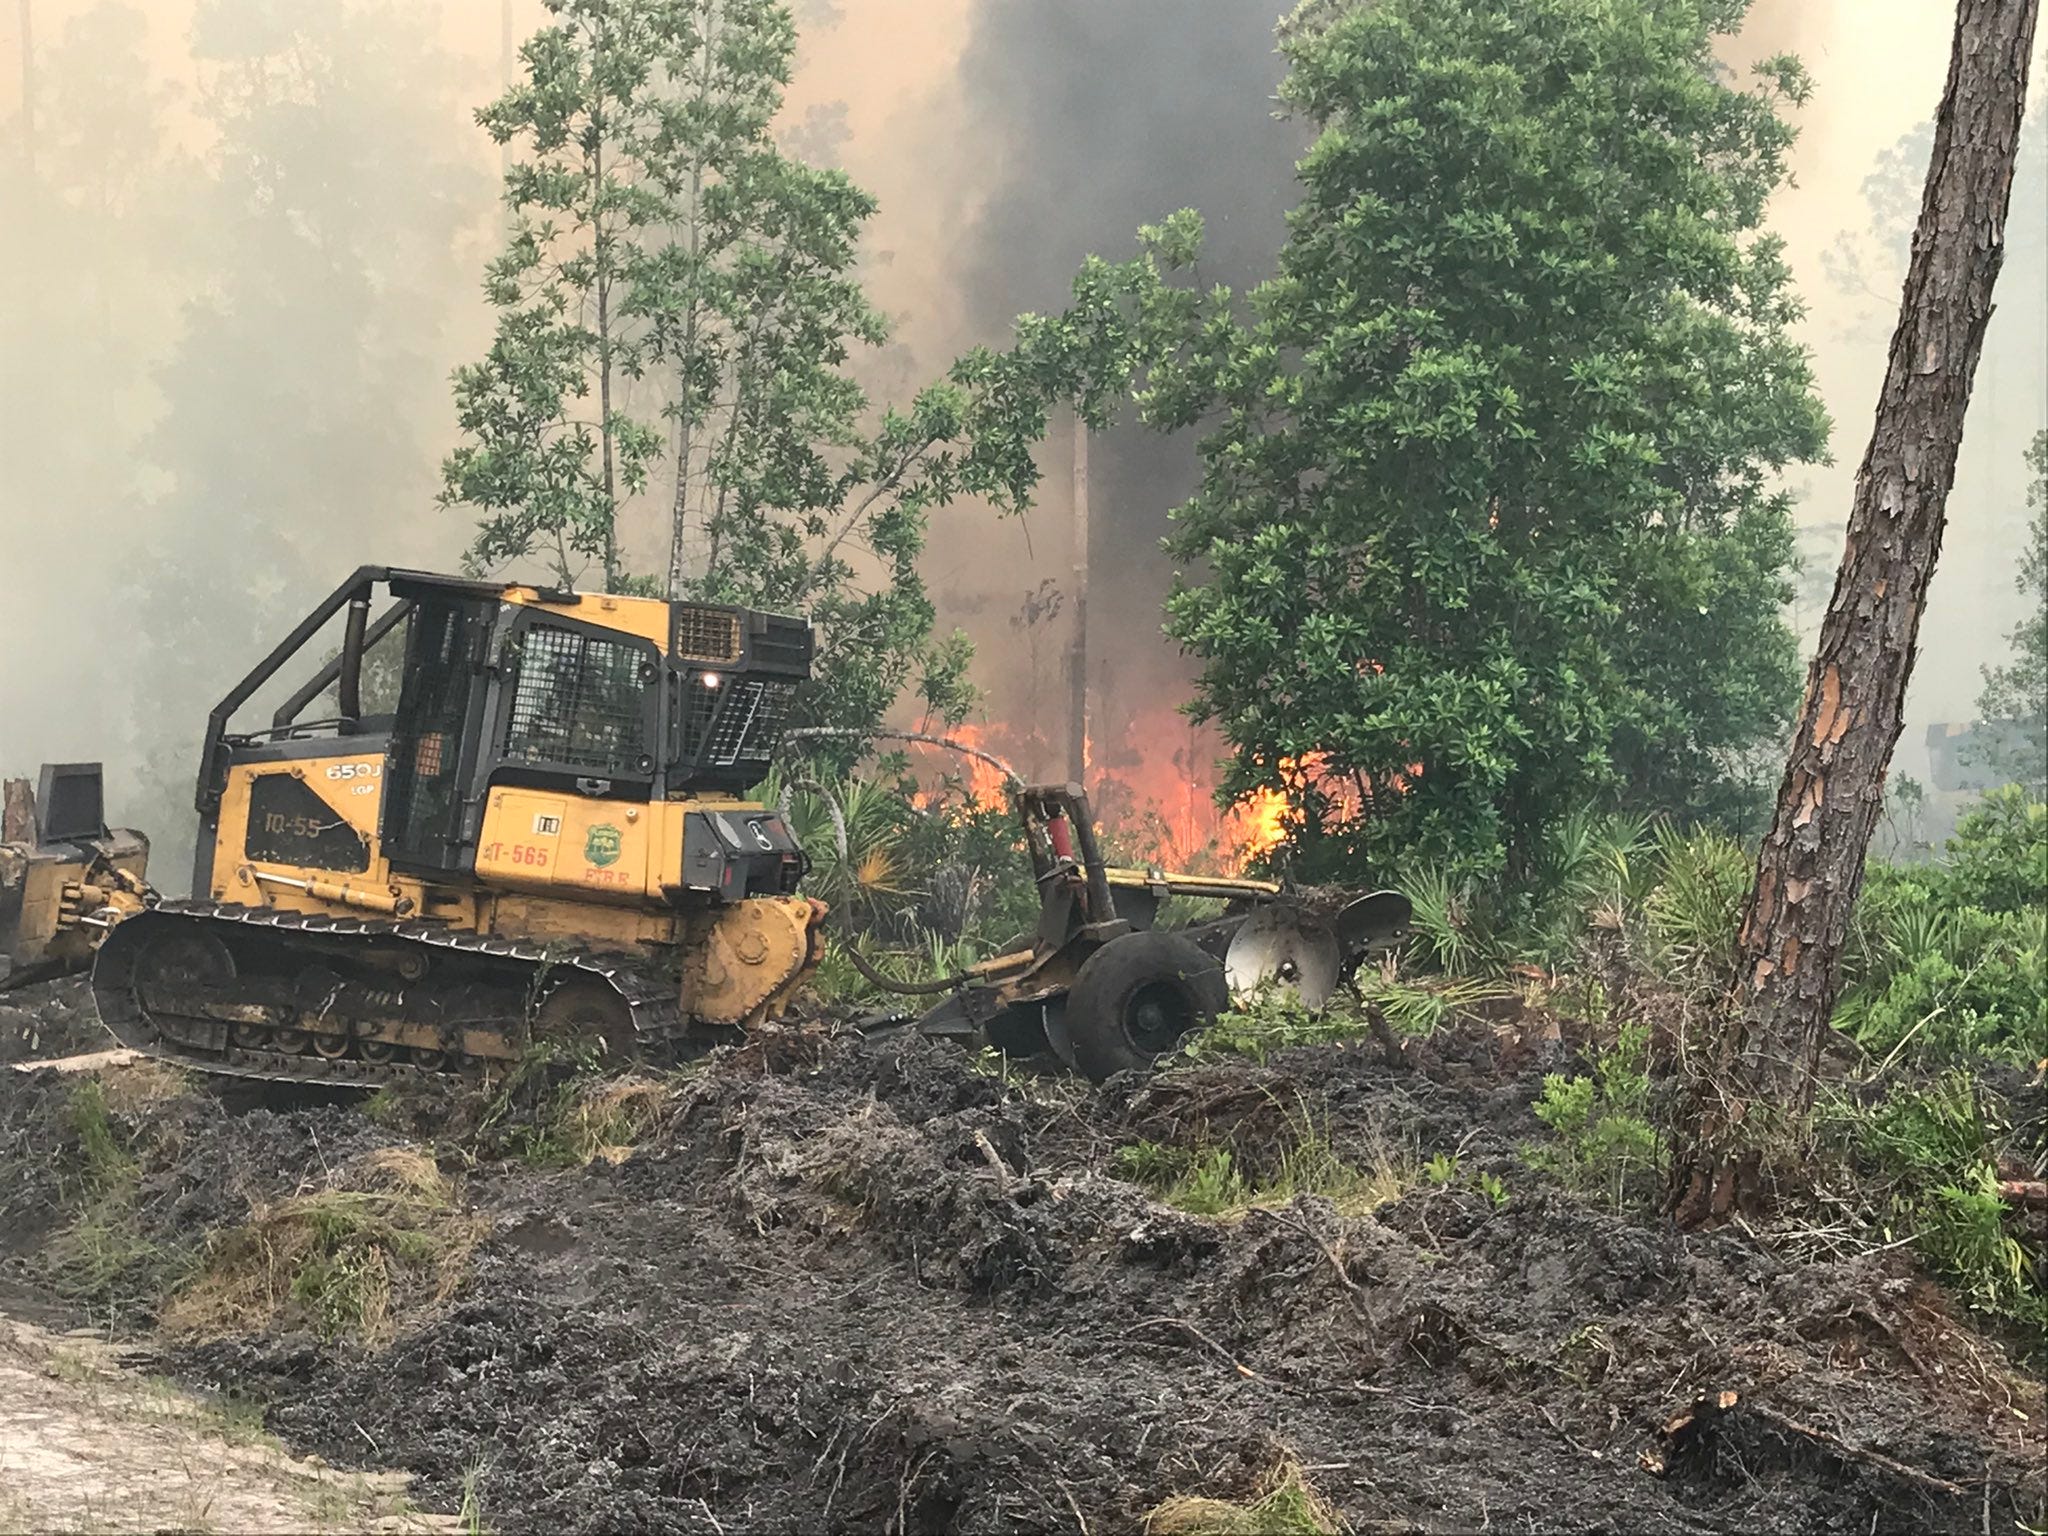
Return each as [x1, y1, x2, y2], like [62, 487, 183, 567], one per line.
[380, 593, 498, 874]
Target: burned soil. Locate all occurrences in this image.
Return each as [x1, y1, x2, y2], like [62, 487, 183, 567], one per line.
[2, 982, 2042, 1536]
[0, 976, 112, 1065]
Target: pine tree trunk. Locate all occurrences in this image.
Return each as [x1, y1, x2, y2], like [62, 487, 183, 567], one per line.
[597, 266, 619, 594]
[1667, 0, 2039, 1228]
[666, 9, 717, 603]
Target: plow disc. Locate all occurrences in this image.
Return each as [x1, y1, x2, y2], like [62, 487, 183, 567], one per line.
[1225, 889, 1413, 1010]
[874, 781, 1412, 1081]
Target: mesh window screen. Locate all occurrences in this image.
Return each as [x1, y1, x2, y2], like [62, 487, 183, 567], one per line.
[707, 678, 796, 766]
[681, 674, 723, 753]
[504, 625, 650, 774]
[672, 605, 741, 663]
[679, 676, 797, 767]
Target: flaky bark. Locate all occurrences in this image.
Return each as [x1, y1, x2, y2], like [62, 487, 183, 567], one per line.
[1668, 0, 2040, 1227]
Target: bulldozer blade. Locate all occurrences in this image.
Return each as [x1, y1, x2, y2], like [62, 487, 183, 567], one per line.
[1, 764, 151, 990]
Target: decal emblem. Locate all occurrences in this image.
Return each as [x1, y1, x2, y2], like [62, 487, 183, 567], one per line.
[585, 823, 623, 868]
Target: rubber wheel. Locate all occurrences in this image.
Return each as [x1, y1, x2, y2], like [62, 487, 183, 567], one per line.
[1063, 931, 1229, 1082]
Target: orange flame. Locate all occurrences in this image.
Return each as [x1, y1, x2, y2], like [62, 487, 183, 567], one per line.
[908, 722, 1012, 813]
[1222, 784, 1291, 862]
[902, 711, 1421, 876]
[1219, 750, 1424, 865]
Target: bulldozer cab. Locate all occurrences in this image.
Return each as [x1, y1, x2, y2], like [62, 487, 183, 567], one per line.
[193, 567, 812, 895]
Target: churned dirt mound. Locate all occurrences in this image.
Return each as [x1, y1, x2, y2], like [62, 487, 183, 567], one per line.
[2, 988, 2042, 1535]
[0, 976, 113, 1064]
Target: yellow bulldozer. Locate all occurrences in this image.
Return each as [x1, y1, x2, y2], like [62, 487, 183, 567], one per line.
[2, 565, 1407, 1086]
[7, 567, 824, 1085]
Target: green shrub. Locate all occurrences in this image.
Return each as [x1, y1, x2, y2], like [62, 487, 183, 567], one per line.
[1192, 987, 1375, 1063]
[1835, 903, 2044, 1066]
[1848, 1073, 2043, 1336]
[1642, 824, 1750, 991]
[1942, 787, 2047, 916]
[1529, 1022, 1661, 1209]
[1841, 792, 2047, 1065]
[1360, 972, 1517, 1035]
[1400, 811, 1653, 974]
[1193, 971, 1516, 1065]
[770, 766, 1040, 957]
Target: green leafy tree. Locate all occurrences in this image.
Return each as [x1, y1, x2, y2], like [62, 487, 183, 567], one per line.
[636, 1, 1135, 748]
[441, 0, 678, 592]
[1971, 430, 2048, 790]
[1111, 0, 1828, 882]
[449, 0, 1136, 751]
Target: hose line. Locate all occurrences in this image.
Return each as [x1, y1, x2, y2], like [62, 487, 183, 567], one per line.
[834, 934, 972, 997]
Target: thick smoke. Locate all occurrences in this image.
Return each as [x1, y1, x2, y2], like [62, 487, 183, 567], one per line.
[1, 0, 496, 884]
[919, 1, 1301, 816]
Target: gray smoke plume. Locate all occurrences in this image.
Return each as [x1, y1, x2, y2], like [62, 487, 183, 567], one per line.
[924, 0, 1300, 815]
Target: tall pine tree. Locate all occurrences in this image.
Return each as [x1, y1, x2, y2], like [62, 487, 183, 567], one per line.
[446, 0, 1137, 754]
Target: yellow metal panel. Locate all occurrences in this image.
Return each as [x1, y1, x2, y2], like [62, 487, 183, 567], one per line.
[559, 796, 655, 899]
[485, 892, 679, 950]
[681, 895, 819, 1025]
[206, 757, 465, 928]
[9, 859, 68, 962]
[1104, 866, 1283, 900]
[475, 787, 570, 892]
[645, 799, 689, 894]
[476, 787, 655, 903]
[211, 757, 391, 900]
[509, 588, 673, 652]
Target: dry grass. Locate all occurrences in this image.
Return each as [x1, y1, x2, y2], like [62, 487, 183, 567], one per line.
[1146, 1460, 1341, 1535]
[162, 1148, 481, 1347]
[96, 1060, 192, 1117]
[477, 1044, 679, 1168]
[551, 1075, 672, 1166]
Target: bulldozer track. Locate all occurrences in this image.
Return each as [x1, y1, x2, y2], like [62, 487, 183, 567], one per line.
[93, 901, 682, 1089]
